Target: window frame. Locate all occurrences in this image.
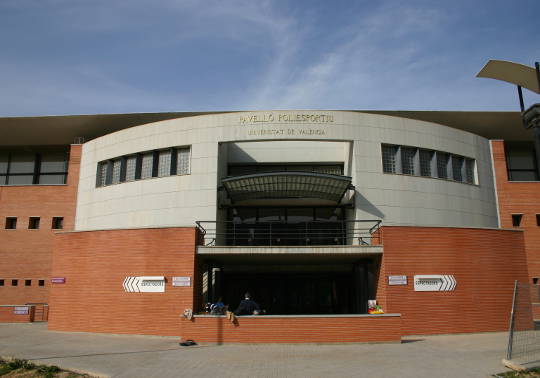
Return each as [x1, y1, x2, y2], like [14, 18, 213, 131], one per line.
[96, 146, 191, 188]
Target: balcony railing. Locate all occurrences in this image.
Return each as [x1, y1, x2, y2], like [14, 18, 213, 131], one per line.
[195, 220, 382, 247]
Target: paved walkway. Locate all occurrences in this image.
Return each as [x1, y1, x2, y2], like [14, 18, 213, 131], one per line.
[0, 323, 510, 377]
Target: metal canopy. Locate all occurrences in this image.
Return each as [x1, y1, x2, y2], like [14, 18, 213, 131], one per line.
[476, 60, 540, 94]
[221, 172, 352, 203]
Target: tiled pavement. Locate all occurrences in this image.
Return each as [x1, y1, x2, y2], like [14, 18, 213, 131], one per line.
[0, 323, 510, 377]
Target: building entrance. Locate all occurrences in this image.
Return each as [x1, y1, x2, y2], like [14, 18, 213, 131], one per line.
[204, 260, 375, 315]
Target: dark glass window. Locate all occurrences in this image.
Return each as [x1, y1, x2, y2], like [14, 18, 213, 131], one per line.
[419, 150, 433, 177]
[52, 217, 64, 229]
[0, 279, 4, 286]
[452, 156, 464, 182]
[38, 280, 45, 287]
[512, 214, 523, 227]
[5, 217, 17, 229]
[437, 152, 449, 179]
[25, 279, 31, 286]
[28, 217, 40, 229]
[536, 214, 540, 227]
[227, 164, 344, 177]
[506, 142, 539, 181]
[465, 159, 475, 184]
[0, 147, 69, 185]
[12, 279, 18, 286]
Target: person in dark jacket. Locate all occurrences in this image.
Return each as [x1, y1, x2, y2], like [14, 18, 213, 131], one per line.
[234, 292, 261, 315]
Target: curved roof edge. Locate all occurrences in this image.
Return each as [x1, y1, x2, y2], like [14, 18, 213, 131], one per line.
[0, 109, 530, 146]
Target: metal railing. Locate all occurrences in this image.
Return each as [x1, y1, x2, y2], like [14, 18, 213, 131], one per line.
[195, 220, 382, 247]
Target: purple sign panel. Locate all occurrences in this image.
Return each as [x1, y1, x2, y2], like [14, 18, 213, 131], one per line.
[51, 277, 66, 284]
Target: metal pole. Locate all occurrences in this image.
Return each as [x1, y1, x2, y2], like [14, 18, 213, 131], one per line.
[517, 85, 525, 112]
[507, 280, 519, 360]
[533, 127, 540, 180]
[535, 62, 540, 93]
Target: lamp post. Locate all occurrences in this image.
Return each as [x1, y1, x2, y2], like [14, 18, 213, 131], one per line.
[477, 60, 540, 178]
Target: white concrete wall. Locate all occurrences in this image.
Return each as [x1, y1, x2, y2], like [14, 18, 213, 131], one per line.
[75, 111, 498, 230]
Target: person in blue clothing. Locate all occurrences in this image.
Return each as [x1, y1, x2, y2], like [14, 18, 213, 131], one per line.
[234, 292, 261, 315]
[210, 297, 226, 315]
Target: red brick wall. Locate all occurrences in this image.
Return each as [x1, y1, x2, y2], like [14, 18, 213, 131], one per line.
[0, 306, 35, 323]
[48, 227, 197, 336]
[182, 315, 402, 343]
[491, 140, 540, 281]
[0, 145, 81, 305]
[379, 226, 529, 335]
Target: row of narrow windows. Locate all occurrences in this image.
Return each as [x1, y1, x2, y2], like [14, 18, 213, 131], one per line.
[512, 214, 540, 227]
[0, 279, 45, 287]
[382, 144, 477, 185]
[0, 147, 69, 185]
[4, 217, 64, 230]
[96, 146, 190, 187]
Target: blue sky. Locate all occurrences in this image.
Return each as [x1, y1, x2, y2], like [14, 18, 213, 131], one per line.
[0, 0, 539, 116]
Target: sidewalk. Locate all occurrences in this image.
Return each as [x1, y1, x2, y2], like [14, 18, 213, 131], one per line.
[0, 323, 510, 377]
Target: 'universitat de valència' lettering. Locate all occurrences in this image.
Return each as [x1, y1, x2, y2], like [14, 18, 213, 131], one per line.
[240, 113, 334, 124]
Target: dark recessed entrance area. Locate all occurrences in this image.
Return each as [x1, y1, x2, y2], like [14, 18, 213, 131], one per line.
[202, 258, 378, 315]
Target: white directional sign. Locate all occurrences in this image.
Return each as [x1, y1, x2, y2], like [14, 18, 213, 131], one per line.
[414, 275, 457, 292]
[123, 276, 165, 293]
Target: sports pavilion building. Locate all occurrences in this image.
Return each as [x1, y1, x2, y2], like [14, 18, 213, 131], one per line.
[0, 108, 539, 341]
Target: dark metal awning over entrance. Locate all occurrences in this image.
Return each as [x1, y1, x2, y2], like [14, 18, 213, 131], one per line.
[221, 172, 353, 203]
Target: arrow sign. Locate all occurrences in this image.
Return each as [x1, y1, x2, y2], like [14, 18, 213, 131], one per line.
[414, 275, 457, 292]
[123, 276, 165, 293]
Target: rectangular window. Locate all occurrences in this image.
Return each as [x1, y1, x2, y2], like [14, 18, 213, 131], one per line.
[451, 156, 464, 182]
[0, 147, 69, 186]
[8, 175, 33, 185]
[5, 217, 17, 229]
[382, 145, 398, 173]
[0, 279, 4, 286]
[111, 159, 121, 184]
[536, 214, 540, 227]
[506, 141, 539, 181]
[28, 217, 40, 229]
[177, 147, 190, 175]
[419, 149, 433, 177]
[437, 152, 449, 179]
[125, 155, 137, 181]
[39, 151, 68, 184]
[158, 150, 172, 177]
[52, 217, 64, 229]
[12, 279, 18, 286]
[40, 151, 68, 173]
[25, 279, 31, 286]
[10, 153, 35, 174]
[38, 279, 45, 287]
[97, 162, 107, 187]
[465, 159, 475, 184]
[401, 147, 416, 175]
[0, 153, 7, 174]
[512, 214, 523, 227]
[140, 153, 153, 179]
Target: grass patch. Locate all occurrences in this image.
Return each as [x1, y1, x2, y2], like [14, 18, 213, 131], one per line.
[0, 357, 92, 377]
[495, 368, 540, 377]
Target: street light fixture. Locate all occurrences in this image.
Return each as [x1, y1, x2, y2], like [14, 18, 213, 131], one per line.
[477, 60, 540, 178]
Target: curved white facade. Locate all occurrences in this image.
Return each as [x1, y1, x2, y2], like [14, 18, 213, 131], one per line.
[75, 111, 498, 231]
